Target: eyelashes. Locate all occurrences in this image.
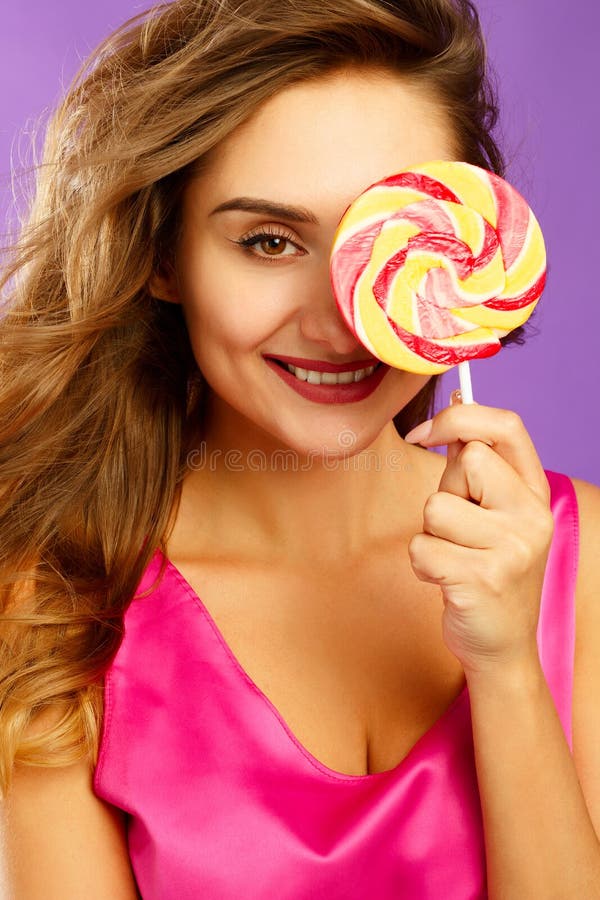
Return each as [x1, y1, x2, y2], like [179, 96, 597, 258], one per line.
[235, 224, 306, 263]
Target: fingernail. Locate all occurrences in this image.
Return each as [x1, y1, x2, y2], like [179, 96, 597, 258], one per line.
[404, 419, 433, 444]
[449, 389, 462, 406]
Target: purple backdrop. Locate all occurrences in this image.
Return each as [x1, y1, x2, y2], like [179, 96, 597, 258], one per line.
[1, 2, 598, 484]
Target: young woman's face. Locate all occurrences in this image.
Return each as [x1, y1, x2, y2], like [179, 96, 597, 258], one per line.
[155, 68, 457, 456]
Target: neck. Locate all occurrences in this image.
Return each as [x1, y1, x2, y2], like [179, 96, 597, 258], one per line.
[172, 401, 442, 567]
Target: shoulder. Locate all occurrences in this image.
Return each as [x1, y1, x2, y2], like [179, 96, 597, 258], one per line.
[570, 477, 600, 694]
[4, 706, 140, 899]
[568, 477, 600, 836]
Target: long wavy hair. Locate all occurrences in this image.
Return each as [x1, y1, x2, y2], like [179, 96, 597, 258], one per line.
[0, 0, 529, 795]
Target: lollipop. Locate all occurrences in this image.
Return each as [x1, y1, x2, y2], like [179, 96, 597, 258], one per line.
[329, 160, 546, 402]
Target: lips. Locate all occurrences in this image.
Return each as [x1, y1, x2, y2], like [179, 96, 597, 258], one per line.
[264, 355, 389, 404]
[263, 354, 380, 373]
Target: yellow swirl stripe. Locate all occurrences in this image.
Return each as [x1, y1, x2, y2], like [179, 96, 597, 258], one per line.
[332, 186, 428, 249]
[329, 160, 546, 374]
[411, 161, 498, 229]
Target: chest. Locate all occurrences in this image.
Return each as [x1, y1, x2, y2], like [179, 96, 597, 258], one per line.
[167, 550, 466, 777]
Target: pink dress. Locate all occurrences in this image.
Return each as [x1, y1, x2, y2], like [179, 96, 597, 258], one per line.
[93, 470, 578, 899]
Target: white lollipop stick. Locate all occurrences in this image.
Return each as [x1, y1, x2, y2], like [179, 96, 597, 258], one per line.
[458, 361, 474, 405]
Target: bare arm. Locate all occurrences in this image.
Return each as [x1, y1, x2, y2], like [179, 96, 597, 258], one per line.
[407, 401, 600, 897]
[3, 711, 140, 900]
[467, 477, 600, 899]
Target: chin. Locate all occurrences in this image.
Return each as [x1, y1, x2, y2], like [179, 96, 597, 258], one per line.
[275, 423, 383, 463]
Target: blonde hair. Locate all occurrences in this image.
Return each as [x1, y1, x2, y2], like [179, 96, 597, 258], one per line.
[0, 0, 518, 796]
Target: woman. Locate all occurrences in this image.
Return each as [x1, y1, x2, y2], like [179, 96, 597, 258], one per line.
[1, 0, 599, 897]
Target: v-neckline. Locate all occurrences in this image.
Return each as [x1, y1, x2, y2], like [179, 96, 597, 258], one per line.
[158, 549, 470, 783]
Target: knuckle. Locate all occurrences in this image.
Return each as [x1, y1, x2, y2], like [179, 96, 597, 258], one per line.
[408, 533, 430, 576]
[408, 532, 429, 571]
[423, 492, 445, 529]
[408, 532, 425, 561]
[478, 557, 505, 594]
[502, 511, 553, 567]
[502, 409, 523, 436]
[459, 440, 488, 468]
[523, 499, 554, 540]
[505, 530, 536, 567]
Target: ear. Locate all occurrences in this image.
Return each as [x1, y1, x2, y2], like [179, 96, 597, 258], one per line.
[148, 262, 181, 304]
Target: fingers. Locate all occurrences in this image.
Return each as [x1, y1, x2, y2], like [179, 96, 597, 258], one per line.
[405, 402, 550, 507]
[440, 438, 551, 517]
[408, 531, 479, 588]
[420, 481, 553, 568]
[422, 490, 499, 548]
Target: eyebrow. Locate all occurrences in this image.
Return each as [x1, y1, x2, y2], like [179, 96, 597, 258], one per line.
[209, 197, 319, 225]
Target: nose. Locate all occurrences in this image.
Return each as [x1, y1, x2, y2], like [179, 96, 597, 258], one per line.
[298, 258, 364, 356]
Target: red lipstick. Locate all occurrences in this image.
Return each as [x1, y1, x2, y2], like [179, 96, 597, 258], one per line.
[263, 355, 389, 404]
[264, 355, 379, 373]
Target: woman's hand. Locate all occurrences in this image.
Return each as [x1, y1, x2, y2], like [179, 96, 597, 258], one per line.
[404, 399, 554, 679]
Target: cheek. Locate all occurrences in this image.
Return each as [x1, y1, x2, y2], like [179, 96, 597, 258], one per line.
[179, 250, 301, 354]
[385, 369, 431, 407]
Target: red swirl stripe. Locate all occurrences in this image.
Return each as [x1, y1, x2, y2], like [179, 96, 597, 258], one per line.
[379, 171, 461, 205]
[330, 162, 546, 373]
[387, 316, 501, 365]
[483, 270, 547, 311]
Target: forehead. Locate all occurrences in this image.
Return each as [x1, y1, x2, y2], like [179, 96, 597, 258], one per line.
[191, 68, 457, 223]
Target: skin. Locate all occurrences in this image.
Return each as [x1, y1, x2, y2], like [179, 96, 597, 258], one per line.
[151, 67, 600, 892]
[151, 67, 458, 566]
[2, 54, 599, 900]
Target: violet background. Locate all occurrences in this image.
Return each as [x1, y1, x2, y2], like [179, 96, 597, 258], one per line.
[0, 1, 598, 484]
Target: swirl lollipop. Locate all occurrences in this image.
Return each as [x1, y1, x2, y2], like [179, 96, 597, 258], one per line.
[329, 160, 546, 402]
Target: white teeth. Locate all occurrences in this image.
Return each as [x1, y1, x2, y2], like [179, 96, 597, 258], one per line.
[285, 363, 377, 385]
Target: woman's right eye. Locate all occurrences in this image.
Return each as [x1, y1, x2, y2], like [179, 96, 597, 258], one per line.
[235, 228, 306, 262]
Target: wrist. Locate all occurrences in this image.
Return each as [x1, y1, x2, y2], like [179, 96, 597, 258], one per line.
[463, 647, 546, 699]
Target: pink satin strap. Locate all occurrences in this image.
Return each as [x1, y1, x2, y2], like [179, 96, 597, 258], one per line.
[537, 470, 578, 748]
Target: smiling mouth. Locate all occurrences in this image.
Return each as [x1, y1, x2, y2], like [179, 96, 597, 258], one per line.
[270, 358, 383, 385]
